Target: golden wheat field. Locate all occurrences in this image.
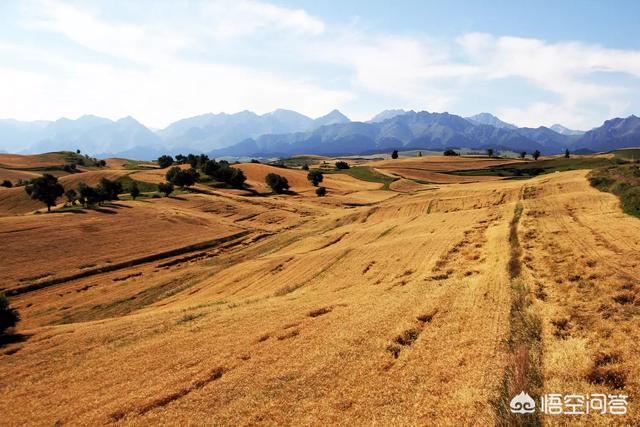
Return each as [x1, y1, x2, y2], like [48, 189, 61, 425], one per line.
[1, 153, 639, 426]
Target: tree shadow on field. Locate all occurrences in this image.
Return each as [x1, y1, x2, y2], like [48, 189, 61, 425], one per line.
[108, 203, 132, 209]
[54, 209, 87, 214]
[0, 332, 31, 349]
[92, 207, 117, 214]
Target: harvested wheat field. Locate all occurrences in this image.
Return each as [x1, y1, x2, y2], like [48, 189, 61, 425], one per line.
[1, 155, 639, 426]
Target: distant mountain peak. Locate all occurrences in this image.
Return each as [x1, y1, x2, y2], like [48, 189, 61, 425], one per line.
[550, 124, 585, 135]
[466, 113, 517, 130]
[314, 109, 350, 127]
[369, 109, 408, 123]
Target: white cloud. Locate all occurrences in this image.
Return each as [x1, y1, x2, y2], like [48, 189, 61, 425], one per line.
[2, 1, 640, 129]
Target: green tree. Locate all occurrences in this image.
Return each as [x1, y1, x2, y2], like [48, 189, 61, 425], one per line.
[166, 167, 198, 188]
[1, 180, 12, 188]
[65, 189, 78, 206]
[301, 163, 309, 171]
[316, 186, 327, 197]
[96, 178, 123, 202]
[265, 173, 290, 194]
[487, 148, 494, 157]
[227, 168, 246, 188]
[444, 149, 458, 156]
[158, 182, 174, 197]
[533, 150, 541, 160]
[78, 183, 98, 207]
[0, 293, 19, 335]
[130, 181, 140, 200]
[565, 149, 570, 158]
[166, 166, 181, 183]
[157, 155, 174, 169]
[391, 150, 399, 159]
[25, 174, 64, 212]
[520, 151, 527, 159]
[307, 170, 323, 186]
[335, 161, 350, 170]
[202, 160, 220, 177]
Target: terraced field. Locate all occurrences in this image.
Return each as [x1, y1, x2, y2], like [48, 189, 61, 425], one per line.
[1, 154, 638, 425]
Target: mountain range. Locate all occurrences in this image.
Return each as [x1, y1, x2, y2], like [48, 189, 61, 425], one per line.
[0, 110, 638, 160]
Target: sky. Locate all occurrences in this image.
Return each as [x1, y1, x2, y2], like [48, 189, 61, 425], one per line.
[1, 0, 640, 130]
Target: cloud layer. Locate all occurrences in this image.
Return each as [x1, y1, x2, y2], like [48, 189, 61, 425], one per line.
[1, 0, 639, 129]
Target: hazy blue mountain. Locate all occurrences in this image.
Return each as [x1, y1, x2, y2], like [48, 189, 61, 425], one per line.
[368, 109, 409, 123]
[572, 115, 640, 152]
[515, 126, 579, 151]
[28, 116, 163, 157]
[212, 110, 548, 157]
[158, 109, 316, 152]
[550, 124, 585, 135]
[2, 110, 639, 160]
[159, 109, 353, 153]
[466, 113, 517, 130]
[0, 119, 51, 152]
[313, 109, 350, 127]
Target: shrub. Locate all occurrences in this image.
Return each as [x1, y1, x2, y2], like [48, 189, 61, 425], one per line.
[158, 182, 174, 197]
[443, 149, 458, 156]
[307, 170, 323, 186]
[25, 174, 64, 212]
[204, 161, 246, 188]
[165, 166, 181, 182]
[621, 186, 640, 217]
[62, 163, 77, 173]
[0, 293, 19, 335]
[167, 167, 198, 188]
[157, 155, 174, 168]
[316, 186, 327, 197]
[391, 150, 399, 159]
[251, 159, 261, 164]
[130, 181, 140, 200]
[335, 161, 350, 169]
[301, 163, 309, 170]
[0, 180, 12, 188]
[265, 173, 290, 193]
[65, 189, 78, 205]
[78, 182, 98, 206]
[97, 177, 123, 202]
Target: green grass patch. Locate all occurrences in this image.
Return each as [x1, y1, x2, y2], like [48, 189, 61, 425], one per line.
[121, 159, 158, 170]
[325, 166, 398, 190]
[588, 164, 640, 218]
[115, 175, 158, 193]
[453, 157, 613, 178]
[612, 148, 640, 161]
[276, 156, 324, 168]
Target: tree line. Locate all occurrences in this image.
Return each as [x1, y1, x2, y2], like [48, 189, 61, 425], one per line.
[22, 175, 133, 212]
[155, 154, 247, 197]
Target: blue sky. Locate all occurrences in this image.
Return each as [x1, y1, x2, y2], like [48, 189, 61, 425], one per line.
[1, 0, 639, 130]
